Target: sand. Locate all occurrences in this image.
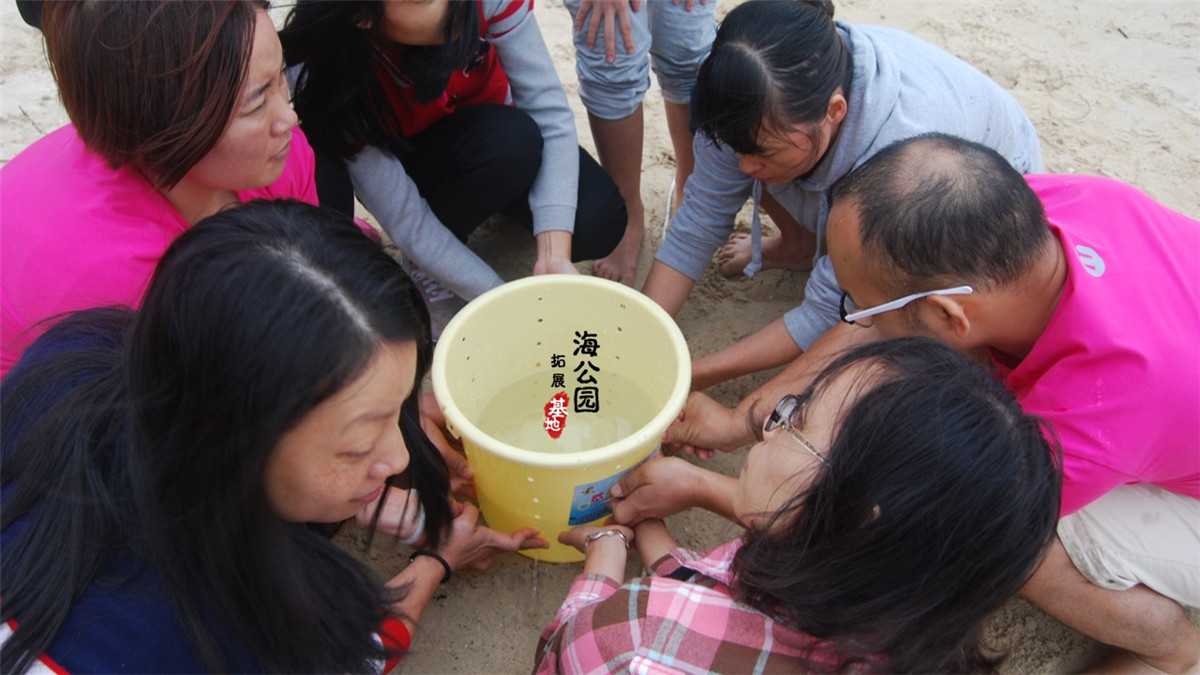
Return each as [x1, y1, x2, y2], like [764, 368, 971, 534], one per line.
[2, 1, 1197, 673]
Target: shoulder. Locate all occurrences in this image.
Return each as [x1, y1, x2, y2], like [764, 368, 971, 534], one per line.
[480, 0, 534, 38]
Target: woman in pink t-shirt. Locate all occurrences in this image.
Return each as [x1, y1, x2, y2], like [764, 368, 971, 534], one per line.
[0, 1, 318, 375]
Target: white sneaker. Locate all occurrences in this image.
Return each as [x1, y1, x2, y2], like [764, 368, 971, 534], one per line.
[401, 258, 466, 340]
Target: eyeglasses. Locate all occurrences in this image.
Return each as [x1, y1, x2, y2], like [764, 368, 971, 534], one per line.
[839, 285, 974, 325]
[763, 395, 827, 465]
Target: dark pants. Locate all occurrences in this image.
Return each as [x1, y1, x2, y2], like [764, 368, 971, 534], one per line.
[315, 104, 626, 262]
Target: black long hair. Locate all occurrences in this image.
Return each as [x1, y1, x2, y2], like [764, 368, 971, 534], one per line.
[733, 337, 1061, 672]
[280, 0, 482, 158]
[1, 200, 452, 672]
[693, 0, 851, 155]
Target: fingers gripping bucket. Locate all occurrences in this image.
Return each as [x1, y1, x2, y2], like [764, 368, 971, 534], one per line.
[432, 276, 690, 563]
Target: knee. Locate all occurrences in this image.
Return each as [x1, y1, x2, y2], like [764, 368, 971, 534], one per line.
[466, 105, 542, 166]
[449, 105, 543, 185]
[572, 23, 651, 120]
[571, 162, 627, 261]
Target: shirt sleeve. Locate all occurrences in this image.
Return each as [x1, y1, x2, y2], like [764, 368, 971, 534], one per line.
[654, 135, 754, 280]
[485, 0, 579, 235]
[377, 615, 411, 673]
[345, 145, 504, 301]
[782, 254, 843, 350]
[533, 572, 622, 673]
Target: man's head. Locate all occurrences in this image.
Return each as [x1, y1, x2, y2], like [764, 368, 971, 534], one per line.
[826, 133, 1053, 346]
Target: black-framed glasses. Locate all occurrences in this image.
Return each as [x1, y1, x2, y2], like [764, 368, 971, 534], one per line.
[763, 395, 827, 465]
[839, 286, 974, 325]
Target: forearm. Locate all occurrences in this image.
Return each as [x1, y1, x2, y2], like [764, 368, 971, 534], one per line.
[693, 469, 739, 524]
[386, 555, 449, 635]
[491, 8, 580, 235]
[535, 229, 574, 269]
[641, 261, 695, 316]
[732, 322, 877, 431]
[347, 145, 502, 299]
[583, 534, 629, 582]
[691, 319, 803, 390]
[633, 519, 676, 564]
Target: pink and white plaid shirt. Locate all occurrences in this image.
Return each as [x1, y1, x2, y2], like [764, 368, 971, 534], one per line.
[535, 540, 839, 674]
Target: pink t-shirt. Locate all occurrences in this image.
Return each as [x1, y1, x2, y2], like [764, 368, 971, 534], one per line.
[993, 175, 1200, 516]
[0, 125, 318, 376]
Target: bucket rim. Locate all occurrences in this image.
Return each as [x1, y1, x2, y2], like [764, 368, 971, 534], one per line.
[430, 275, 691, 469]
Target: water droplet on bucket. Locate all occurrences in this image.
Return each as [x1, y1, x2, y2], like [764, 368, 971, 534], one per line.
[526, 476, 534, 482]
[531, 497, 539, 503]
[533, 514, 541, 520]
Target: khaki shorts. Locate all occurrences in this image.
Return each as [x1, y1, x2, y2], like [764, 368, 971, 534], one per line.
[1058, 484, 1200, 607]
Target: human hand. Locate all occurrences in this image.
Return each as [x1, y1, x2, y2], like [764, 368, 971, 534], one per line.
[575, 0, 640, 62]
[662, 391, 754, 460]
[671, 0, 706, 11]
[557, 523, 635, 554]
[435, 502, 548, 571]
[608, 456, 704, 525]
[418, 392, 475, 501]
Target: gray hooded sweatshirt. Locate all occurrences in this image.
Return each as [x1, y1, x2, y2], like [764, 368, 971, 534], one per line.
[655, 21, 1043, 350]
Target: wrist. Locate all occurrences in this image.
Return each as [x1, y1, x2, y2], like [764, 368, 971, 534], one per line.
[585, 527, 630, 551]
[536, 230, 573, 262]
[409, 549, 452, 584]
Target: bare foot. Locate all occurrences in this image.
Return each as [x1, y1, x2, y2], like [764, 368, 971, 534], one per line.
[716, 230, 818, 277]
[593, 220, 644, 286]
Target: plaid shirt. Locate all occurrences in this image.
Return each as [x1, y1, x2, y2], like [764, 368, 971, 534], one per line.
[535, 540, 831, 674]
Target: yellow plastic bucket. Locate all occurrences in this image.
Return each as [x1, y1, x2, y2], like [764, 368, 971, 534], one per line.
[432, 276, 690, 562]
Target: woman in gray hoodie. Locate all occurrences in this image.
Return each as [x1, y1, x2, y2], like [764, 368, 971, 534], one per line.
[641, 0, 1042, 389]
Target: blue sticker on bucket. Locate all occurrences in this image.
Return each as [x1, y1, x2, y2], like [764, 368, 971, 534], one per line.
[567, 450, 657, 526]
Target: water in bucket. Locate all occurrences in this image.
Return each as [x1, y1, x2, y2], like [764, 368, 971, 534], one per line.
[475, 372, 656, 455]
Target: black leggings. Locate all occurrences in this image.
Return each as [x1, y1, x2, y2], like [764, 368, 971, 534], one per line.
[315, 104, 627, 262]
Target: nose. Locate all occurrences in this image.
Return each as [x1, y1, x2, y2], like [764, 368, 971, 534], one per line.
[271, 82, 299, 136]
[369, 423, 410, 480]
[737, 153, 764, 175]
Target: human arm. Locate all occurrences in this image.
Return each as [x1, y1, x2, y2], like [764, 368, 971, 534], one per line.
[534, 230, 579, 276]
[780, 254, 847, 352]
[558, 523, 636, 583]
[487, 0, 580, 252]
[346, 145, 503, 301]
[649, 134, 755, 294]
[573, 0, 640, 61]
[386, 502, 547, 635]
[608, 456, 739, 525]
[640, 261, 696, 317]
[690, 318, 803, 390]
[632, 519, 676, 567]
[669, 323, 880, 457]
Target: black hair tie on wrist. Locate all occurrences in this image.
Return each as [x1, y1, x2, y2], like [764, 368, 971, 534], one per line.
[409, 549, 452, 584]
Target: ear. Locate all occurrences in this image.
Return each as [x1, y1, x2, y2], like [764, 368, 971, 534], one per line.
[826, 90, 848, 126]
[924, 295, 972, 341]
